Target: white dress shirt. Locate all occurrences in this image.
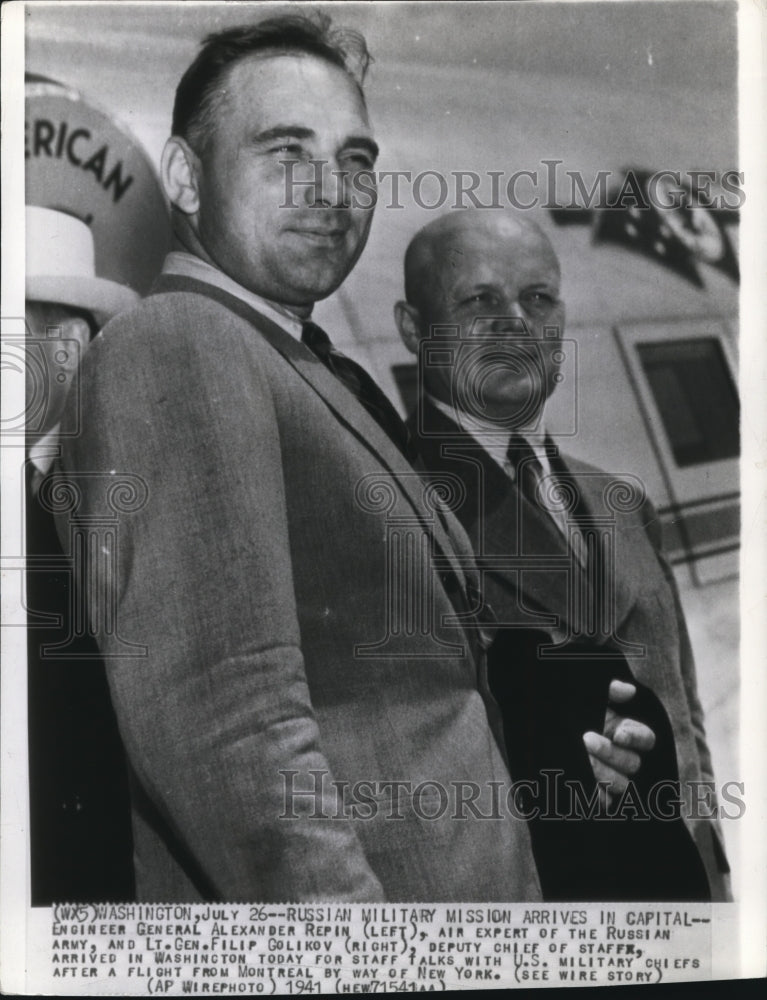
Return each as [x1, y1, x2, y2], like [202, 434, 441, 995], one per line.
[27, 426, 60, 498]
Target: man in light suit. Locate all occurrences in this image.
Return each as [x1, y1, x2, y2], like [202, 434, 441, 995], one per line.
[57, 15, 540, 902]
[396, 209, 731, 901]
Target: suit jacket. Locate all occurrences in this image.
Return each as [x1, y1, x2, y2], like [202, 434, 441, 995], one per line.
[56, 273, 541, 903]
[26, 462, 134, 903]
[410, 398, 731, 902]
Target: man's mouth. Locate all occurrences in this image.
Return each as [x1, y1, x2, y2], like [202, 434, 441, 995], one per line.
[288, 226, 349, 244]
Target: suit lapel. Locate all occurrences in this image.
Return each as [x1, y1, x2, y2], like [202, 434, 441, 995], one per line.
[152, 275, 467, 588]
[411, 399, 644, 645]
[412, 401, 617, 639]
[557, 454, 639, 638]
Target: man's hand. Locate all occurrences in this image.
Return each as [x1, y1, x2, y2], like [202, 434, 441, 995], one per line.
[582, 679, 656, 807]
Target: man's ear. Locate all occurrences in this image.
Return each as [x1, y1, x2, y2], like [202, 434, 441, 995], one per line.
[394, 301, 423, 355]
[161, 136, 201, 215]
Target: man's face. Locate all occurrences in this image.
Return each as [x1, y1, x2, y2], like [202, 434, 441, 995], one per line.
[192, 53, 378, 309]
[25, 301, 92, 441]
[417, 223, 565, 426]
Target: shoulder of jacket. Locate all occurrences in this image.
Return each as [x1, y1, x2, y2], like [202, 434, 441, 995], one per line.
[96, 289, 274, 352]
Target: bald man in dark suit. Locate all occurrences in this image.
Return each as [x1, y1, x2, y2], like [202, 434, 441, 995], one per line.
[396, 209, 731, 901]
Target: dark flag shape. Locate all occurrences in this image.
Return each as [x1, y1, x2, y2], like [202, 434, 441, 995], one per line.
[662, 202, 740, 283]
[592, 169, 703, 286]
[589, 169, 739, 287]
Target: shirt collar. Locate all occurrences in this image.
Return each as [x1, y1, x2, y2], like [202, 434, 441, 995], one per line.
[426, 394, 553, 478]
[28, 425, 60, 495]
[162, 252, 304, 341]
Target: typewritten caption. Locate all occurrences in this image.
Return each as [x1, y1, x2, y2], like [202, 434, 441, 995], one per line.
[38, 903, 720, 993]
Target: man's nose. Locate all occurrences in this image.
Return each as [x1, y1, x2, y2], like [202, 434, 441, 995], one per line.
[303, 158, 348, 209]
[490, 303, 528, 335]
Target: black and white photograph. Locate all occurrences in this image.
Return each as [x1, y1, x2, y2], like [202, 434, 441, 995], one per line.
[1, 0, 765, 992]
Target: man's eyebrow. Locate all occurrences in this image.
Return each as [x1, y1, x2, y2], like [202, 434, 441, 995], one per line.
[251, 125, 316, 144]
[523, 280, 560, 290]
[452, 282, 496, 295]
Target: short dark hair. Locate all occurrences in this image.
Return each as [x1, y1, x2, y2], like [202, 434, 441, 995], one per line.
[172, 12, 372, 154]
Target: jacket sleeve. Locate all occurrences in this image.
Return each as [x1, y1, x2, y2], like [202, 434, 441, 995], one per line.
[641, 499, 716, 782]
[641, 498, 732, 897]
[58, 299, 385, 901]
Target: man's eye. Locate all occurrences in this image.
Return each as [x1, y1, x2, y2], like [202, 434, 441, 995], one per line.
[521, 291, 556, 311]
[340, 151, 375, 170]
[271, 143, 305, 157]
[463, 292, 492, 306]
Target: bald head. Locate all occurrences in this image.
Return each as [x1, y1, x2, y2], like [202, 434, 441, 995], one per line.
[403, 210, 560, 315]
[395, 209, 565, 423]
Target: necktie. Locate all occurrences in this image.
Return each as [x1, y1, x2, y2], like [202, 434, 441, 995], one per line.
[505, 433, 545, 509]
[301, 320, 414, 461]
[506, 433, 587, 568]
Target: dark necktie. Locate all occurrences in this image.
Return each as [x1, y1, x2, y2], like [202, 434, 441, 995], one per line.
[506, 433, 587, 568]
[301, 320, 414, 461]
[505, 433, 545, 509]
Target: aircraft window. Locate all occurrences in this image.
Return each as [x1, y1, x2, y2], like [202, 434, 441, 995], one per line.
[636, 338, 739, 468]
